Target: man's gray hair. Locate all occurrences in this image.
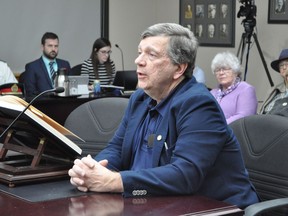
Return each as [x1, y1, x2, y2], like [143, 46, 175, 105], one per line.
[141, 23, 198, 78]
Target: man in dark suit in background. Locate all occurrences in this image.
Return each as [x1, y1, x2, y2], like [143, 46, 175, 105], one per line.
[22, 32, 70, 97]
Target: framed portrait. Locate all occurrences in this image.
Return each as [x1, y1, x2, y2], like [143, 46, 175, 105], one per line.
[268, 0, 288, 23]
[179, 0, 235, 47]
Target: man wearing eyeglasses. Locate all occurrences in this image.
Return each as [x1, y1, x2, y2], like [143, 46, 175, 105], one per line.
[259, 49, 288, 115]
[22, 32, 71, 97]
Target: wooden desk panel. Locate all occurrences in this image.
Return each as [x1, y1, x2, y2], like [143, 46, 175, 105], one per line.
[0, 192, 243, 216]
[32, 95, 94, 126]
[31, 93, 124, 126]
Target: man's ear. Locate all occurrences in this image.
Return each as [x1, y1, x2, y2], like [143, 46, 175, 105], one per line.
[174, 63, 188, 79]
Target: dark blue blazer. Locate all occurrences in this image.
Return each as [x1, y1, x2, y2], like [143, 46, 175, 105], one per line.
[95, 77, 259, 208]
[23, 57, 70, 96]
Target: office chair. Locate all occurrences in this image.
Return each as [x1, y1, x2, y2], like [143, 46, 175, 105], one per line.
[229, 114, 288, 216]
[18, 72, 26, 83]
[69, 64, 82, 76]
[64, 97, 129, 157]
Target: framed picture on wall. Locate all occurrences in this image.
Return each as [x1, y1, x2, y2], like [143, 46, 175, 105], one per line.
[179, 0, 235, 47]
[268, 0, 288, 23]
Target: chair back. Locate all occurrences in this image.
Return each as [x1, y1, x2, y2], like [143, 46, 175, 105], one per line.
[230, 114, 288, 215]
[69, 64, 82, 76]
[18, 72, 26, 83]
[64, 97, 129, 157]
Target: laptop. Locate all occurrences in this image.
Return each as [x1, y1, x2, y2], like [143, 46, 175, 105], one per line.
[112, 70, 138, 95]
[67, 75, 89, 96]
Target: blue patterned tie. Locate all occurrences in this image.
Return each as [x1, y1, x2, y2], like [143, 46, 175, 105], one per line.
[49, 62, 56, 85]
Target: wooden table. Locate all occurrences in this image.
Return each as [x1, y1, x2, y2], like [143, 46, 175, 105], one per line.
[0, 191, 243, 216]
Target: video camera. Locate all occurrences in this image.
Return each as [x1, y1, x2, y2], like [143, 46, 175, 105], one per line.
[237, 0, 257, 36]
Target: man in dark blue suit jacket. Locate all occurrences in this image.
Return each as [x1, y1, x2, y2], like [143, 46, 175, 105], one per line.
[22, 32, 70, 97]
[68, 23, 259, 209]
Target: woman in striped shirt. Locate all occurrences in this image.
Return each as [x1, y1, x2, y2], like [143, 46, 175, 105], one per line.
[81, 38, 116, 90]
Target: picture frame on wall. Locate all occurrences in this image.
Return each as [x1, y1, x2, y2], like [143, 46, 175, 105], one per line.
[179, 0, 235, 47]
[268, 0, 288, 23]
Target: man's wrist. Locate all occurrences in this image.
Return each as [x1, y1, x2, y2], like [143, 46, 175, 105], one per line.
[112, 172, 124, 193]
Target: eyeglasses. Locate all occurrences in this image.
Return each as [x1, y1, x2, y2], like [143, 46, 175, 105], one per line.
[99, 50, 112, 55]
[279, 62, 288, 70]
[214, 67, 231, 74]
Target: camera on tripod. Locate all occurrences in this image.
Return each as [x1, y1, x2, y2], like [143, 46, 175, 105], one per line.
[237, 0, 257, 36]
[236, 0, 273, 86]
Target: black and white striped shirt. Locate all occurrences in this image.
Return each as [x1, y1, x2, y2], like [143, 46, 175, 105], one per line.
[81, 58, 116, 85]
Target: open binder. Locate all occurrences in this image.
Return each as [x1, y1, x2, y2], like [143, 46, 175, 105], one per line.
[0, 95, 83, 187]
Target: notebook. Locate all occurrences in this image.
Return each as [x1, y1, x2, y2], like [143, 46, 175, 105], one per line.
[112, 70, 138, 94]
[67, 75, 89, 96]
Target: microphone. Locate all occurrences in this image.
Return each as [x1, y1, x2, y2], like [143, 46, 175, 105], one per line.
[0, 87, 64, 138]
[115, 44, 124, 71]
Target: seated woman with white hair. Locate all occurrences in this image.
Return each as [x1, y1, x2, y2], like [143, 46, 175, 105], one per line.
[210, 51, 258, 124]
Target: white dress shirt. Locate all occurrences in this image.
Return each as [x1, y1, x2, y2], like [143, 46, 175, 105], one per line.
[0, 61, 18, 85]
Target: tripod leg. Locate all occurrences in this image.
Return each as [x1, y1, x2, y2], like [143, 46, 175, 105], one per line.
[237, 33, 250, 80]
[236, 34, 243, 57]
[252, 33, 274, 87]
[237, 33, 246, 64]
[244, 39, 251, 81]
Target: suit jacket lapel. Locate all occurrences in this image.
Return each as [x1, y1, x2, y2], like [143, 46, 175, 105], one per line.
[152, 110, 169, 167]
[121, 97, 149, 169]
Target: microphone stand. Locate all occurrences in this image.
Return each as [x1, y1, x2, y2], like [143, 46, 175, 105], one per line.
[0, 87, 64, 138]
[115, 44, 124, 71]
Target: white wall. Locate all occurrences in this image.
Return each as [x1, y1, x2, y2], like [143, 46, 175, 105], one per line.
[109, 0, 178, 72]
[0, 0, 102, 73]
[109, 0, 288, 103]
[2, 0, 286, 103]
